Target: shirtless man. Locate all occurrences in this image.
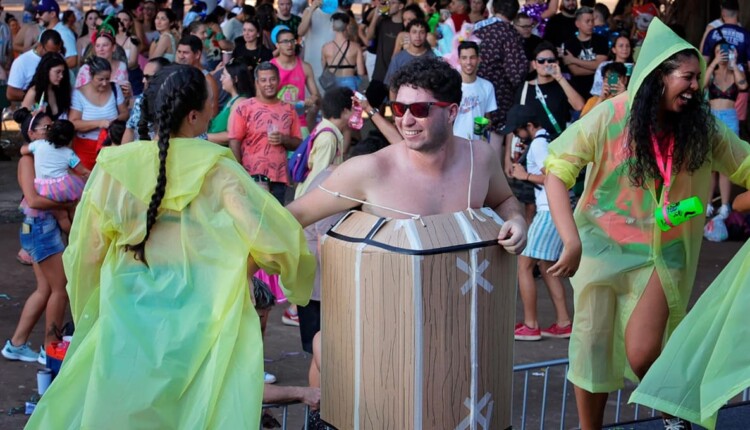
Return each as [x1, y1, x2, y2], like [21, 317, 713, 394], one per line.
[288, 56, 527, 253]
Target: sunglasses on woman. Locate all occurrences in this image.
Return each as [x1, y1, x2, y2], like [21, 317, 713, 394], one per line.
[390, 101, 452, 118]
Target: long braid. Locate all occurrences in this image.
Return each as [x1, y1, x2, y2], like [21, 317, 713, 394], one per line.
[125, 66, 208, 265]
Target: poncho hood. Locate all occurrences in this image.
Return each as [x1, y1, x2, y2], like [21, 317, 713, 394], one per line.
[96, 138, 235, 211]
[627, 18, 706, 107]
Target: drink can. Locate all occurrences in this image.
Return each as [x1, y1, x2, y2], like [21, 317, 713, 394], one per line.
[37, 368, 52, 395]
[655, 196, 703, 231]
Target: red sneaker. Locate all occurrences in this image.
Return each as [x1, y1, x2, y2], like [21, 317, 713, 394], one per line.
[282, 308, 299, 327]
[514, 324, 542, 341]
[541, 323, 572, 339]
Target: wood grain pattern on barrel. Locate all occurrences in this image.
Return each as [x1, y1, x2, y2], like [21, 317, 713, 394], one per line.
[421, 252, 471, 427]
[321, 211, 516, 429]
[359, 251, 415, 429]
[476, 246, 516, 428]
[320, 239, 356, 428]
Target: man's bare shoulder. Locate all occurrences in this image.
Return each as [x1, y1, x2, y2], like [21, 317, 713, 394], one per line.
[336, 145, 395, 177]
[455, 138, 497, 167]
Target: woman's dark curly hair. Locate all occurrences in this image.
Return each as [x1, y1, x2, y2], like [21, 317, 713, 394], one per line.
[627, 49, 715, 188]
[126, 65, 209, 265]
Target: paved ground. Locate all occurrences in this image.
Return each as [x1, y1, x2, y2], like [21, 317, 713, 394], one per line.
[0, 136, 742, 429]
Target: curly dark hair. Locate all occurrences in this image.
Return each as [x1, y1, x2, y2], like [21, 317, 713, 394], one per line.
[49, 120, 75, 149]
[29, 53, 72, 120]
[127, 65, 209, 265]
[627, 49, 716, 187]
[389, 56, 462, 104]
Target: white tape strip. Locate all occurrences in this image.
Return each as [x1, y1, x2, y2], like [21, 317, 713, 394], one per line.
[353, 242, 367, 430]
[479, 207, 504, 226]
[402, 219, 424, 429]
[454, 212, 481, 243]
[470, 247, 479, 430]
[451, 212, 483, 430]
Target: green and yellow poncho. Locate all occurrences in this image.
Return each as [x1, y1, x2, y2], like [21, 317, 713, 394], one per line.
[630, 239, 750, 429]
[26, 138, 315, 429]
[545, 18, 750, 393]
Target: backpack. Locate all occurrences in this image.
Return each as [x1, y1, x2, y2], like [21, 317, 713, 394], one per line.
[288, 126, 335, 183]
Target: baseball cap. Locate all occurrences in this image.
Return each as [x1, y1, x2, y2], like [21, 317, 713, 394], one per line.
[499, 104, 543, 135]
[37, 0, 60, 13]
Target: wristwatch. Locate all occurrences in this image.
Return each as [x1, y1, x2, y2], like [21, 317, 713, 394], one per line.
[368, 107, 379, 117]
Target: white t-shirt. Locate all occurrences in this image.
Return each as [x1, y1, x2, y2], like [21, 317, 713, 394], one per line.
[54, 22, 78, 59]
[453, 77, 497, 138]
[71, 86, 124, 139]
[7, 50, 41, 90]
[222, 18, 243, 42]
[29, 139, 80, 179]
[526, 129, 551, 210]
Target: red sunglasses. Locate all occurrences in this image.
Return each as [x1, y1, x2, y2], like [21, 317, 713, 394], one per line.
[390, 101, 452, 118]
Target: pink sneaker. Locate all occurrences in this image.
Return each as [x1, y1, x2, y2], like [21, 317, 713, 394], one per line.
[541, 323, 572, 339]
[514, 324, 542, 341]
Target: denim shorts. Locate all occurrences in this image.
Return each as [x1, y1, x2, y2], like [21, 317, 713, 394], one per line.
[712, 108, 740, 136]
[19, 216, 65, 263]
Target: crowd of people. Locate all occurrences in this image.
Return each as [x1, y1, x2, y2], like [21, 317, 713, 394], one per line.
[3, 0, 750, 428]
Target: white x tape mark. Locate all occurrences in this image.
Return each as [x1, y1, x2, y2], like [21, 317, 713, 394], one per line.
[454, 392, 494, 430]
[457, 257, 493, 295]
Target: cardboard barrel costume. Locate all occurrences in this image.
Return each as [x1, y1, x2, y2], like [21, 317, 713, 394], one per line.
[319, 208, 516, 429]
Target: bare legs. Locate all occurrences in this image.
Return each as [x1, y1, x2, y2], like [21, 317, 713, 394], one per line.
[574, 271, 669, 429]
[308, 331, 321, 389]
[538, 260, 571, 327]
[37, 253, 68, 347]
[10, 263, 51, 347]
[517, 256, 571, 329]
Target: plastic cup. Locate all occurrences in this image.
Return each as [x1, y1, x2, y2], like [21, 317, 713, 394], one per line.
[222, 50, 232, 65]
[473, 117, 490, 136]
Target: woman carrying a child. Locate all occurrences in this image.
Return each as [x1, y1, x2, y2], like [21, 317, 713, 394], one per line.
[1, 115, 78, 364]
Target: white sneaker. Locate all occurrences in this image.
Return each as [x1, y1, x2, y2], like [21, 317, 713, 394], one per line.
[706, 205, 715, 218]
[264, 372, 277, 384]
[718, 204, 731, 220]
[37, 347, 46, 366]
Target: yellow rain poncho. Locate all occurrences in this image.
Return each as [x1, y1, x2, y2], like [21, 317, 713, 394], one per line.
[630, 240, 750, 429]
[26, 138, 315, 429]
[545, 18, 750, 393]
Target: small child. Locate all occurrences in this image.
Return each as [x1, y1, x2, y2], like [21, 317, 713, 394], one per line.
[502, 103, 572, 341]
[20, 114, 90, 233]
[99, 120, 127, 149]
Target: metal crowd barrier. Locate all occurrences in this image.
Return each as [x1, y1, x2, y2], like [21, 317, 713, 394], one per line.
[260, 402, 310, 430]
[513, 358, 750, 429]
[258, 359, 750, 430]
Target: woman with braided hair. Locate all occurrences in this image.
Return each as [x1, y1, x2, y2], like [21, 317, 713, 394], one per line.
[25, 65, 316, 429]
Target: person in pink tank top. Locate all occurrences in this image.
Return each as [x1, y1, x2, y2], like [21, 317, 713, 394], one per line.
[271, 28, 320, 131]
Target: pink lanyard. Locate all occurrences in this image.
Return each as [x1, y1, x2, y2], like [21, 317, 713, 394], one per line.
[652, 134, 674, 227]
